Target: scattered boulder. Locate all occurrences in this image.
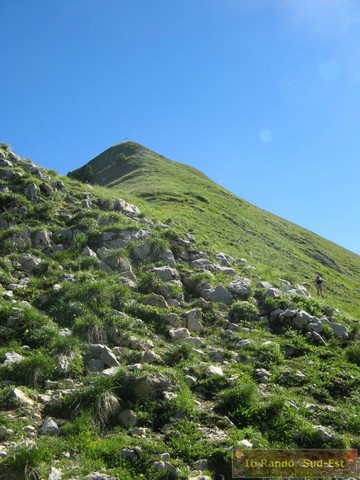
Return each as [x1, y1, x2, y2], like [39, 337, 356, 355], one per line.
[119, 409, 138, 427]
[41, 417, 60, 436]
[169, 327, 191, 340]
[202, 285, 233, 304]
[18, 254, 42, 273]
[113, 198, 141, 216]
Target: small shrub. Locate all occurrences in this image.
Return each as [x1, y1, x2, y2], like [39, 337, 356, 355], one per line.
[346, 345, 360, 366]
[250, 342, 284, 368]
[216, 379, 257, 427]
[165, 344, 195, 367]
[229, 301, 259, 323]
[0, 443, 51, 480]
[2, 352, 57, 388]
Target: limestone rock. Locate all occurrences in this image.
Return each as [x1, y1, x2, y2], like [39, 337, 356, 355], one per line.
[33, 230, 52, 250]
[206, 365, 224, 376]
[18, 254, 41, 273]
[24, 183, 39, 199]
[2, 352, 24, 366]
[229, 278, 252, 299]
[41, 417, 60, 436]
[119, 409, 138, 427]
[12, 388, 35, 406]
[202, 285, 233, 304]
[169, 327, 191, 339]
[113, 198, 141, 216]
[152, 266, 180, 281]
[48, 467, 62, 480]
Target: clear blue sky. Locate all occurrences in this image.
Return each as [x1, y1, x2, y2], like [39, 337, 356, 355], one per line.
[1, 0, 359, 254]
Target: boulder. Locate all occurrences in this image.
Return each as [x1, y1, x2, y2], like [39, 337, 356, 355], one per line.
[2, 352, 24, 366]
[24, 183, 39, 199]
[229, 278, 252, 299]
[158, 249, 176, 267]
[206, 365, 224, 376]
[113, 198, 141, 216]
[119, 409, 138, 427]
[215, 252, 234, 267]
[152, 266, 180, 281]
[48, 467, 62, 480]
[18, 254, 41, 273]
[205, 285, 233, 304]
[169, 327, 191, 340]
[41, 417, 60, 436]
[190, 258, 217, 271]
[33, 230, 52, 250]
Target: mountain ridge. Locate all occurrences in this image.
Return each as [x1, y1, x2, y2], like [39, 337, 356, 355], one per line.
[68, 141, 360, 317]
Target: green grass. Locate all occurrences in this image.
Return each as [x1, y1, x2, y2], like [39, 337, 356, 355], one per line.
[68, 141, 360, 318]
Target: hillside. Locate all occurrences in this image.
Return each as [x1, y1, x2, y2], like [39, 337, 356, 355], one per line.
[69, 141, 360, 318]
[0, 143, 359, 479]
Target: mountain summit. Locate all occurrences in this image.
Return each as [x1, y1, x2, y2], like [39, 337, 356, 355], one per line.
[69, 142, 360, 316]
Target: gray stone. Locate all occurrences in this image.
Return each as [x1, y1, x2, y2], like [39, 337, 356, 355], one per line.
[33, 230, 52, 250]
[238, 439, 253, 448]
[158, 249, 176, 267]
[182, 337, 205, 347]
[202, 285, 233, 304]
[12, 388, 35, 406]
[134, 374, 175, 399]
[24, 183, 39, 199]
[3, 352, 24, 366]
[206, 365, 224, 376]
[307, 321, 323, 333]
[48, 467, 62, 480]
[152, 266, 180, 281]
[311, 332, 327, 345]
[169, 327, 190, 339]
[0, 158, 12, 167]
[18, 254, 41, 273]
[141, 350, 162, 364]
[163, 313, 181, 327]
[0, 168, 14, 179]
[119, 409, 138, 427]
[215, 252, 234, 267]
[0, 426, 10, 441]
[192, 459, 210, 470]
[315, 425, 334, 442]
[229, 278, 252, 299]
[113, 198, 141, 216]
[293, 310, 314, 329]
[142, 294, 169, 309]
[159, 452, 171, 461]
[256, 281, 273, 289]
[121, 448, 137, 459]
[41, 417, 60, 436]
[188, 477, 212, 480]
[264, 288, 282, 298]
[82, 246, 97, 257]
[190, 258, 217, 271]
[328, 323, 348, 339]
[52, 180, 65, 189]
[90, 344, 120, 368]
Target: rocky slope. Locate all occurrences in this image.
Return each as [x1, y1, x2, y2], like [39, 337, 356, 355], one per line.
[0, 143, 360, 479]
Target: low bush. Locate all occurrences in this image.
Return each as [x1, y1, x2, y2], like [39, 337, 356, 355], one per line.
[229, 301, 259, 322]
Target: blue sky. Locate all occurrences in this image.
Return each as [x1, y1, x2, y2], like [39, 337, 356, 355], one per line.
[1, 0, 360, 254]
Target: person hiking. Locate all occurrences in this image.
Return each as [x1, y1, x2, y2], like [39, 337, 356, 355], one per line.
[315, 275, 324, 297]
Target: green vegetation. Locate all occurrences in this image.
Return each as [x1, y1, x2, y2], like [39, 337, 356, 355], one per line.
[0, 141, 359, 479]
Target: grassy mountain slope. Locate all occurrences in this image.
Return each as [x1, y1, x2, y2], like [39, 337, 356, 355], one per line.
[1, 143, 360, 479]
[69, 141, 360, 318]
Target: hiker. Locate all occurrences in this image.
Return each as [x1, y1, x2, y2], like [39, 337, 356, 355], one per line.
[315, 275, 324, 297]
